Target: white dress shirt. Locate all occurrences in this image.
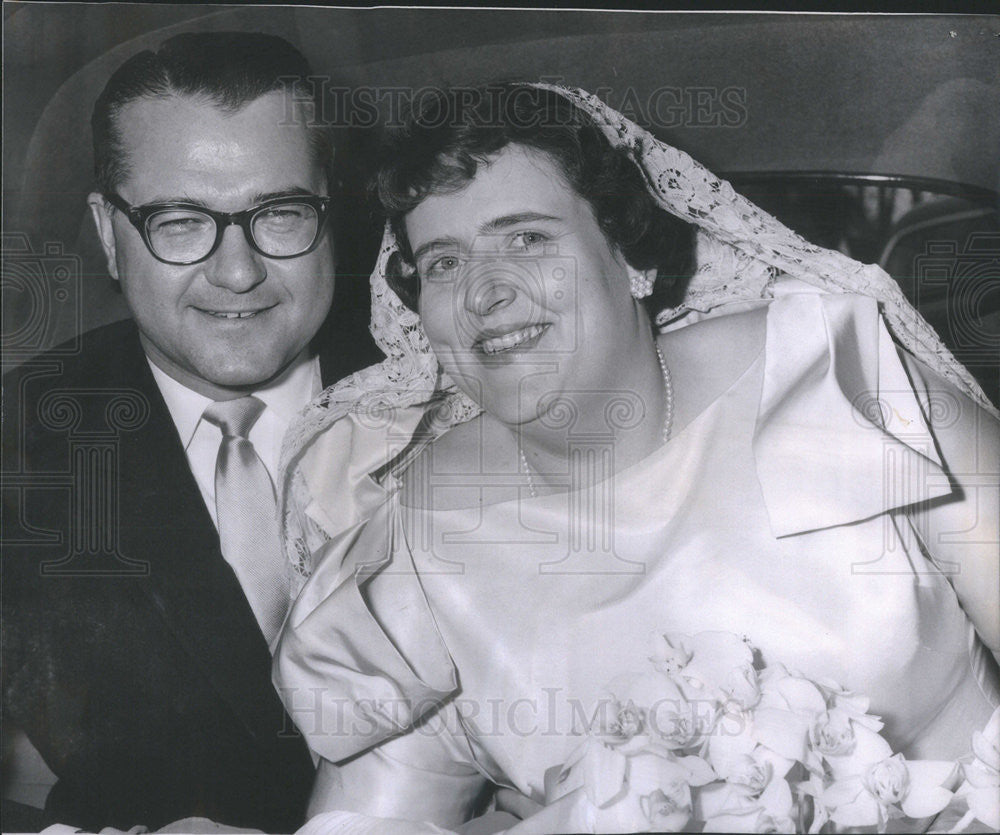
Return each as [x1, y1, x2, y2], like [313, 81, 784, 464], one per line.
[148, 352, 322, 529]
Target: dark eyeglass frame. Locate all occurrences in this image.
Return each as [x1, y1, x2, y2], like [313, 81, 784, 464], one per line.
[103, 193, 333, 266]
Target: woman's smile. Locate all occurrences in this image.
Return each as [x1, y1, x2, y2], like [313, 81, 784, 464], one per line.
[476, 322, 551, 355]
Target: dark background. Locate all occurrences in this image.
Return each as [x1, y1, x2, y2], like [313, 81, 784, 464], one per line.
[3, 4, 999, 394]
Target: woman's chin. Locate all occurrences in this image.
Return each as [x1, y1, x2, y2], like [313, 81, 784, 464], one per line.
[481, 400, 542, 429]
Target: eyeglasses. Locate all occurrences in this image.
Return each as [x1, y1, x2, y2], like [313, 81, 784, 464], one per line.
[104, 193, 332, 265]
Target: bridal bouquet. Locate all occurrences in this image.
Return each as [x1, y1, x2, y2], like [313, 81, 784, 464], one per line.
[533, 631, 999, 834]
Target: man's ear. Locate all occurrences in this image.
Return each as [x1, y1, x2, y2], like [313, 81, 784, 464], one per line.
[87, 192, 119, 281]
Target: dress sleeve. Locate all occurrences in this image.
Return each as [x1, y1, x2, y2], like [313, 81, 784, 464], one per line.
[274, 495, 459, 764]
[308, 704, 489, 830]
[277, 490, 496, 830]
[751, 284, 956, 536]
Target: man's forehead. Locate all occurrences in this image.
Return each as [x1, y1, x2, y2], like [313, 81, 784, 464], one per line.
[114, 91, 325, 202]
[116, 89, 310, 144]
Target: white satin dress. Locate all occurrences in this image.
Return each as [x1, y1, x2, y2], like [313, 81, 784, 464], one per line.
[275, 285, 999, 828]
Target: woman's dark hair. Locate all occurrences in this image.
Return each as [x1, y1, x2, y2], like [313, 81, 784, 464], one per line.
[374, 83, 696, 319]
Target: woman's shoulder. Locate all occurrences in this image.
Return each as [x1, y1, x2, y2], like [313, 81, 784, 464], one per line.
[398, 414, 518, 512]
[658, 301, 768, 374]
[896, 347, 1000, 437]
[657, 303, 768, 435]
[737, 284, 998, 537]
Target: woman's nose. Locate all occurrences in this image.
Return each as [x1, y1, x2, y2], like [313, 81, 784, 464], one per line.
[205, 225, 267, 292]
[466, 267, 518, 317]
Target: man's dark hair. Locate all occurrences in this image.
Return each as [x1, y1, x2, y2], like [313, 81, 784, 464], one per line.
[92, 31, 331, 195]
[375, 82, 695, 318]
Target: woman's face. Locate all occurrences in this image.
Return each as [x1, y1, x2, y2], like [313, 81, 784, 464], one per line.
[405, 143, 650, 428]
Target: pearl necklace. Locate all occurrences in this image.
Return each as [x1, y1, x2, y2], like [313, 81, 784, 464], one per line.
[519, 342, 674, 498]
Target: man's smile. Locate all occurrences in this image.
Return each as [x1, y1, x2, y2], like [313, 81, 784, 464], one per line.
[195, 304, 278, 320]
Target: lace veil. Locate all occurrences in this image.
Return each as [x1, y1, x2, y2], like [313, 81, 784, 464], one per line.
[279, 83, 996, 589]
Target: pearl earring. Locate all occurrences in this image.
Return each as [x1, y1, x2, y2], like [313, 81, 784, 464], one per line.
[629, 270, 654, 299]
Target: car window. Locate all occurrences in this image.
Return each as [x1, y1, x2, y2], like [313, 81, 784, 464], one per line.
[730, 174, 999, 406]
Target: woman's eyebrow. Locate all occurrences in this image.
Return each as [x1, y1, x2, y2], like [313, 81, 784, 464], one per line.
[478, 212, 560, 234]
[411, 213, 560, 263]
[412, 237, 460, 264]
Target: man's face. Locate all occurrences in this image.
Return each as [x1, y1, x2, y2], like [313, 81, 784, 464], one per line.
[88, 91, 334, 399]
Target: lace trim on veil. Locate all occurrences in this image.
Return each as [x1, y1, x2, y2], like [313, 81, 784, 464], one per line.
[279, 83, 997, 591]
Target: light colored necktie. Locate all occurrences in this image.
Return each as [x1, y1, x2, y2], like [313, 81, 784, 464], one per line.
[202, 396, 289, 647]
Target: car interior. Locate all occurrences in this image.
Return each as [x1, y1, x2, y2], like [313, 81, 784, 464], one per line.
[4, 5, 997, 405]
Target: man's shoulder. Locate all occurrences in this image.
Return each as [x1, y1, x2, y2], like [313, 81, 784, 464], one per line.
[4, 318, 153, 403]
[3, 319, 157, 458]
[7, 318, 145, 382]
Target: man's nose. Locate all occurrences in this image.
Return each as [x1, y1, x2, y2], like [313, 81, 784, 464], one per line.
[204, 225, 267, 292]
[465, 266, 518, 317]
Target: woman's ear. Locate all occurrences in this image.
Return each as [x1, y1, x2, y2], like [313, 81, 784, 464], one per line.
[626, 264, 656, 300]
[87, 193, 119, 281]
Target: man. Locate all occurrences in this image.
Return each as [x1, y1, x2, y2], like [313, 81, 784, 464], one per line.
[2, 32, 379, 832]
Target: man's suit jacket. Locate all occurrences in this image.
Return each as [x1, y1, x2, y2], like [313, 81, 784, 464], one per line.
[2, 315, 382, 832]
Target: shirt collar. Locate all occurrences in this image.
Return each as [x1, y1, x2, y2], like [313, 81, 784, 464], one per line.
[147, 351, 321, 450]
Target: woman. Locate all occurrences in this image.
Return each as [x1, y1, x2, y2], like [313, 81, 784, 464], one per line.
[275, 84, 999, 833]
